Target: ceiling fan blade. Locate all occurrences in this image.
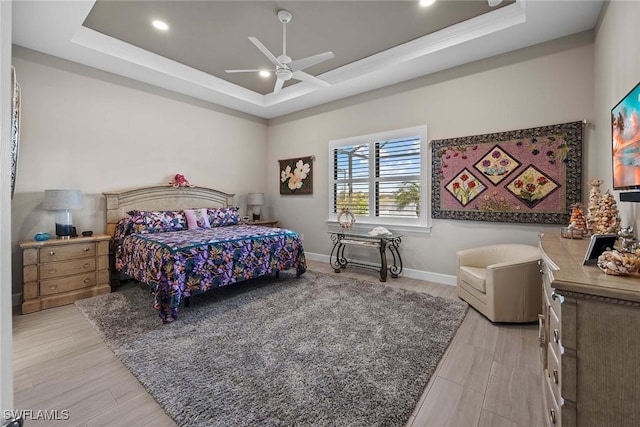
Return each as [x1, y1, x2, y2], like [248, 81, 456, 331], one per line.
[248, 37, 281, 67]
[289, 51, 335, 72]
[225, 69, 264, 73]
[273, 77, 286, 94]
[292, 70, 331, 87]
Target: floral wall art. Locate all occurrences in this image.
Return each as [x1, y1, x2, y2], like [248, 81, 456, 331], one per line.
[279, 156, 313, 195]
[431, 121, 583, 224]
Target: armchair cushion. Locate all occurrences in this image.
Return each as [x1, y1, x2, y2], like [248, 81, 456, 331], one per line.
[458, 266, 486, 293]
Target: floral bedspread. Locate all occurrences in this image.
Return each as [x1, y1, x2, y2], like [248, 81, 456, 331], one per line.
[115, 224, 306, 322]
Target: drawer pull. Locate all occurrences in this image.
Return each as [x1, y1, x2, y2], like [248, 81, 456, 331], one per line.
[83, 278, 91, 284]
[553, 329, 560, 343]
[553, 369, 559, 384]
[49, 284, 57, 290]
[550, 409, 557, 424]
[49, 251, 55, 256]
[83, 247, 90, 252]
[538, 314, 546, 346]
[48, 269, 57, 274]
[83, 263, 91, 269]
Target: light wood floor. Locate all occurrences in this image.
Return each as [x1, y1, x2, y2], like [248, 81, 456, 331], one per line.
[12, 259, 542, 426]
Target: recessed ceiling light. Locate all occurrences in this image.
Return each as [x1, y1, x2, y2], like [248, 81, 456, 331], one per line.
[419, 0, 436, 7]
[152, 20, 169, 31]
[259, 70, 271, 78]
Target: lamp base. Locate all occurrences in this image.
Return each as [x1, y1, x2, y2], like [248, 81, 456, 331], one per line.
[251, 205, 262, 221]
[55, 223, 74, 239]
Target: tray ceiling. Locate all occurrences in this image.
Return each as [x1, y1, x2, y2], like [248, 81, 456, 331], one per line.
[12, 0, 603, 119]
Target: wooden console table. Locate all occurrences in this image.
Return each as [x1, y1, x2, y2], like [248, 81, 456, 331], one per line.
[328, 230, 402, 281]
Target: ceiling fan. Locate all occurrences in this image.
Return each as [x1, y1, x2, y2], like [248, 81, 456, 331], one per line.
[225, 9, 335, 95]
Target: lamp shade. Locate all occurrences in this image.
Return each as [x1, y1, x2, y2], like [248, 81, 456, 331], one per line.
[247, 192, 264, 206]
[43, 189, 83, 210]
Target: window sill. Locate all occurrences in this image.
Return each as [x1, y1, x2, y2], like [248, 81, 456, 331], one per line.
[325, 220, 432, 235]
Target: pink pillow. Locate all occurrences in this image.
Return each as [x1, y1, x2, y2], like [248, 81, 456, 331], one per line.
[184, 208, 211, 230]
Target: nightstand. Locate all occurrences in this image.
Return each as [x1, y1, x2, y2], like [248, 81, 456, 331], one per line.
[20, 234, 111, 314]
[246, 219, 279, 227]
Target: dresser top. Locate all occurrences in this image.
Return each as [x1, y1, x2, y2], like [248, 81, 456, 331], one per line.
[540, 232, 640, 303]
[20, 234, 111, 248]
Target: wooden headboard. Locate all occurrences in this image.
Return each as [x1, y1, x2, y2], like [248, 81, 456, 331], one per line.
[103, 186, 235, 236]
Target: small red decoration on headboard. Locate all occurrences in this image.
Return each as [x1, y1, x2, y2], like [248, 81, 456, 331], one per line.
[169, 174, 194, 188]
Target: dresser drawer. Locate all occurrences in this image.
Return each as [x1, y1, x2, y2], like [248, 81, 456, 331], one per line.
[39, 243, 96, 263]
[549, 304, 562, 355]
[21, 234, 111, 314]
[39, 258, 96, 279]
[40, 273, 96, 296]
[547, 343, 561, 404]
[544, 374, 561, 426]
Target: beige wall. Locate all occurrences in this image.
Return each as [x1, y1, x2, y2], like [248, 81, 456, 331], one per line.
[594, 1, 640, 231]
[268, 32, 596, 278]
[10, 47, 268, 295]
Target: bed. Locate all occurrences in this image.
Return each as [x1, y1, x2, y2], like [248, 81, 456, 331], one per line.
[104, 185, 306, 322]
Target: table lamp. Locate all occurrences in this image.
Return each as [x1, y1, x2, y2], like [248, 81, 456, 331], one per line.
[43, 189, 83, 239]
[247, 192, 264, 221]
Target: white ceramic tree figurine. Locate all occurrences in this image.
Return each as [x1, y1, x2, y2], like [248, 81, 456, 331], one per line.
[586, 179, 602, 234]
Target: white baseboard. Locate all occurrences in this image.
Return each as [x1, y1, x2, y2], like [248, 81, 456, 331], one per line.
[304, 252, 330, 263]
[303, 251, 456, 286]
[12, 292, 21, 307]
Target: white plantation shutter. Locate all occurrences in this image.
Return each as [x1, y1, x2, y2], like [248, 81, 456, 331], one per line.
[375, 136, 421, 218]
[329, 126, 427, 228]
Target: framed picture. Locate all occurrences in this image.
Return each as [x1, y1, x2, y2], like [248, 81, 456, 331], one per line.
[431, 121, 583, 224]
[583, 234, 618, 265]
[11, 66, 21, 200]
[279, 156, 313, 195]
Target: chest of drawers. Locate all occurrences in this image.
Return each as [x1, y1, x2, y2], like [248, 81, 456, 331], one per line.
[20, 234, 111, 314]
[539, 233, 640, 426]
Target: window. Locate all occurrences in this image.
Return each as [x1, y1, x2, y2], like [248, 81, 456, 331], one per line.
[328, 126, 428, 229]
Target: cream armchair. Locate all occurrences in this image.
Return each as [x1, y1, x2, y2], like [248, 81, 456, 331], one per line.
[456, 244, 542, 323]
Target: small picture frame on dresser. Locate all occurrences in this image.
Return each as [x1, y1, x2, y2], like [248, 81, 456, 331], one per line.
[583, 233, 618, 265]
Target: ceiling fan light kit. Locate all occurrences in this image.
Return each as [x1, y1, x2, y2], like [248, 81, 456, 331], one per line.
[225, 9, 334, 95]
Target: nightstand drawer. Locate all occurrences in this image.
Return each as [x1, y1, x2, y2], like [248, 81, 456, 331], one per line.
[39, 242, 96, 263]
[40, 258, 96, 279]
[21, 234, 111, 314]
[40, 273, 96, 296]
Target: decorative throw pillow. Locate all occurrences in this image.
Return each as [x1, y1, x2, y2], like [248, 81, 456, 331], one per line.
[184, 208, 211, 230]
[129, 210, 187, 234]
[207, 207, 240, 227]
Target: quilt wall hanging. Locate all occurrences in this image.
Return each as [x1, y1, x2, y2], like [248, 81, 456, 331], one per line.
[431, 121, 583, 224]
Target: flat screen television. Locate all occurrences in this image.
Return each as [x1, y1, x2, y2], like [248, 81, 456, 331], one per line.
[611, 80, 640, 190]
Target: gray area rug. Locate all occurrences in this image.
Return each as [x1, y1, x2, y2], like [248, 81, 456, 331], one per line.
[75, 270, 468, 427]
